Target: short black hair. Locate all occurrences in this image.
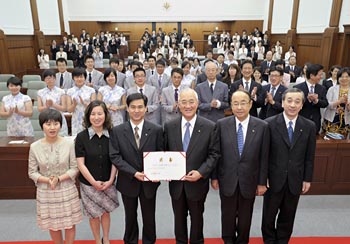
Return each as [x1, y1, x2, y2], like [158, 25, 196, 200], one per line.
[126, 93, 148, 107]
[156, 59, 166, 67]
[275, 59, 285, 67]
[217, 53, 225, 58]
[181, 61, 190, 69]
[147, 56, 156, 61]
[103, 68, 117, 82]
[171, 67, 184, 77]
[56, 58, 67, 65]
[337, 67, 350, 81]
[42, 69, 56, 80]
[241, 59, 254, 68]
[7, 77, 22, 87]
[133, 67, 146, 77]
[83, 100, 112, 130]
[72, 67, 87, 79]
[306, 64, 323, 79]
[39, 109, 62, 129]
[84, 54, 94, 63]
[269, 66, 284, 76]
[109, 57, 120, 65]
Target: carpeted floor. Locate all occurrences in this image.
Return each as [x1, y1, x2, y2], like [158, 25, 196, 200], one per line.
[1, 237, 350, 244]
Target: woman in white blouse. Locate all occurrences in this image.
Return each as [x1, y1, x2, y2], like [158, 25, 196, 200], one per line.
[37, 48, 50, 69]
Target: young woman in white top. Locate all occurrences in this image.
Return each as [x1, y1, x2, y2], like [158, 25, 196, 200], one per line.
[238, 43, 248, 61]
[274, 40, 283, 60]
[37, 48, 50, 69]
[55, 46, 67, 61]
[92, 46, 103, 68]
[284, 45, 296, 66]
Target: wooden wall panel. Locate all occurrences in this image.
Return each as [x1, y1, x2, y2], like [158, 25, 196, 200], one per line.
[296, 34, 323, 67]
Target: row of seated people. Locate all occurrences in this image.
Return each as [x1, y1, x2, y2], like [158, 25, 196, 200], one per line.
[2, 53, 349, 138]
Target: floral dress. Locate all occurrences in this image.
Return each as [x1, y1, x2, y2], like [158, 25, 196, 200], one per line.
[67, 85, 95, 136]
[98, 85, 126, 126]
[37, 87, 68, 136]
[2, 93, 34, 136]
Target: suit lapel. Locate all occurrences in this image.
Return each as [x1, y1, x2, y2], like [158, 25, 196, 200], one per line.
[139, 121, 151, 150]
[186, 118, 203, 155]
[290, 116, 303, 149]
[124, 122, 138, 151]
[226, 117, 239, 157]
[241, 117, 257, 158]
[173, 118, 183, 150]
[275, 114, 292, 147]
[213, 82, 221, 99]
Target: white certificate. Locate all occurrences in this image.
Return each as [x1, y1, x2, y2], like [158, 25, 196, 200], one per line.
[143, 151, 186, 181]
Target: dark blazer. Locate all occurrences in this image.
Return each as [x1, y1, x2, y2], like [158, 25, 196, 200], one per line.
[109, 120, 164, 198]
[247, 51, 258, 66]
[322, 78, 338, 91]
[261, 60, 276, 81]
[230, 79, 263, 117]
[184, 39, 194, 48]
[83, 45, 93, 55]
[218, 63, 229, 77]
[285, 65, 302, 83]
[195, 80, 229, 122]
[164, 116, 220, 201]
[294, 82, 328, 132]
[265, 113, 316, 195]
[214, 116, 270, 199]
[258, 84, 287, 119]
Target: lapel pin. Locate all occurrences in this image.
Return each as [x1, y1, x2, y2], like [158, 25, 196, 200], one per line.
[252, 129, 255, 133]
[300, 129, 303, 132]
[198, 130, 201, 133]
[145, 133, 148, 136]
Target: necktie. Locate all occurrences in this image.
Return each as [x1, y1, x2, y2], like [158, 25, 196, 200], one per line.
[151, 70, 154, 75]
[210, 83, 214, 94]
[245, 82, 249, 91]
[134, 126, 140, 148]
[291, 66, 294, 71]
[237, 123, 244, 156]
[310, 85, 314, 94]
[139, 88, 143, 95]
[158, 75, 162, 87]
[174, 88, 178, 102]
[271, 86, 276, 97]
[183, 122, 191, 152]
[60, 74, 64, 87]
[88, 73, 92, 83]
[267, 62, 270, 67]
[288, 121, 293, 144]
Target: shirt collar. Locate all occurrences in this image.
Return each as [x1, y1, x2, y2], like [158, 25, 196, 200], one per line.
[235, 115, 250, 130]
[88, 126, 110, 140]
[181, 114, 197, 128]
[283, 112, 297, 130]
[130, 119, 144, 132]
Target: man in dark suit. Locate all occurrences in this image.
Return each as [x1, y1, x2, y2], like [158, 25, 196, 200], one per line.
[294, 63, 328, 133]
[230, 59, 263, 117]
[262, 88, 316, 244]
[217, 53, 229, 77]
[183, 34, 194, 48]
[109, 93, 164, 244]
[284, 56, 302, 83]
[247, 45, 258, 66]
[258, 67, 288, 119]
[261, 51, 276, 82]
[164, 88, 220, 244]
[212, 89, 269, 244]
[195, 61, 229, 122]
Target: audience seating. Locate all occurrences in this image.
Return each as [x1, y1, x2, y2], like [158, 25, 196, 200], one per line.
[0, 117, 6, 137]
[67, 60, 74, 69]
[22, 75, 42, 89]
[0, 90, 10, 101]
[31, 106, 44, 138]
[49, 60, 57, 69]
[103, 59, 110, 68]
[0, 74, 15, 83]
[27, 80, 46, 101]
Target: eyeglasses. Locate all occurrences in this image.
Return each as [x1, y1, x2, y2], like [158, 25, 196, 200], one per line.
[179, 100, 196, 106]
[232, 101, 250, 107]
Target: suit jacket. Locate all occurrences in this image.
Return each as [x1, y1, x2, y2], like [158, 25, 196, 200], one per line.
[322, 78, 338, 91]
[247, 51, 258, 65]
[214, 116, 269, 199]
[109, 120, 164, 198]
[85, 69, 105, 92]
[218, 63, 229, 77]
[265, 113, 316, 195]
[161, 86, 183, 124]
[230, 79, 263, 117]
[258, 84, 287, 119]
[127, 85, 159, 124]
[261, 60, 276, 82]
[294, 82, 328, 132]
[83, 45, 93, 55]
[196, 73, 222, 85]
[124, 76, 135, 90]
[116, 71, 126, 88]
[55, 71, 73, 92]
[164, 116, 220, 201]
[184, 39, 194, 48]
[195, 80, 229, 122]
[285, 65, 302, 83]
[148, 72, 171, 96]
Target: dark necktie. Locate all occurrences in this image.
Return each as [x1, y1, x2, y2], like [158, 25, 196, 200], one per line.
[183, 122, 191, 152]
[60, 74, 64, 87]
[139, 88, 143, 95]
[134, 126, 140, 148]
[237, 123, 244, 156]
[174, 88, 178, 102]
[288, 121, 293, 144]
[245, 82, 249, 91]
[151, 70, 154, 75]
[89, 73, 92, 83]
[310, 85, 315, 94]
[210, 83, 214, 94]
[158, 75, 162, 87]
[271, 86, 276, 98]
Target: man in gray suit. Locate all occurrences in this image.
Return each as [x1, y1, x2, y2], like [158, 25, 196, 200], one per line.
[161, 67, 184, 125]
[145, 56, 157, 82]
[148, 59, 171, 95]
[109, 57, 126, 88]
[195, 61, 229, 122]
[55, 58, 73, 92]
[124, 61, 143, 90]
[84, 55, 105, 92]
[212, 89, 270, 244]
[127, 67, 159, 125]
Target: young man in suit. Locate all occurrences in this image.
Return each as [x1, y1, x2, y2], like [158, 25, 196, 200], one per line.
[285, 56, 302, 83]
[230, 59, 263, 117]
[212, 89, 269, 244]
[262, 88, 316, 244]
[161, 67, 183, 125]
[164, 88, 220, 244]
[127, 67, 159, 125]
[55, 58, 73, 92]
[84, 55, 105, 92]
[195, 61, 229, 122]
[258, 67, 288, 119]
[294, 63, 328, 133]
[148, 59, 171, 96]
[109, 93, 164, 244]
[261, 51, 276, 82]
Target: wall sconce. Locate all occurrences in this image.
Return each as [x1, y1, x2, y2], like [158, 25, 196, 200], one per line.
[215, 26, 219, 31]
[115, 27, 118, 31]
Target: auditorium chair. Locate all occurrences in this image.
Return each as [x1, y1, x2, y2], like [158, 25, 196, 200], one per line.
[0, 74, 15, 83]
[103, 59, 110, 68]
[31, 106, 44, 138]
[22, 75, 41, 89]
[27, 80, 46, 101]
[49, 60, 57, 69]
[67, 60, 74, 69]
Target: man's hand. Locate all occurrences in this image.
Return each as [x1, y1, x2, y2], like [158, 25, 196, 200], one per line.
[185, 170, 202, 182]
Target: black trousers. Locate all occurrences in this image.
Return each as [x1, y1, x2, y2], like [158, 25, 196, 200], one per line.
[171, 189, 207, 244]
[121, 187, 157, 244]
[220, 185, 256, 244]
[262, 183, 300, 244]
